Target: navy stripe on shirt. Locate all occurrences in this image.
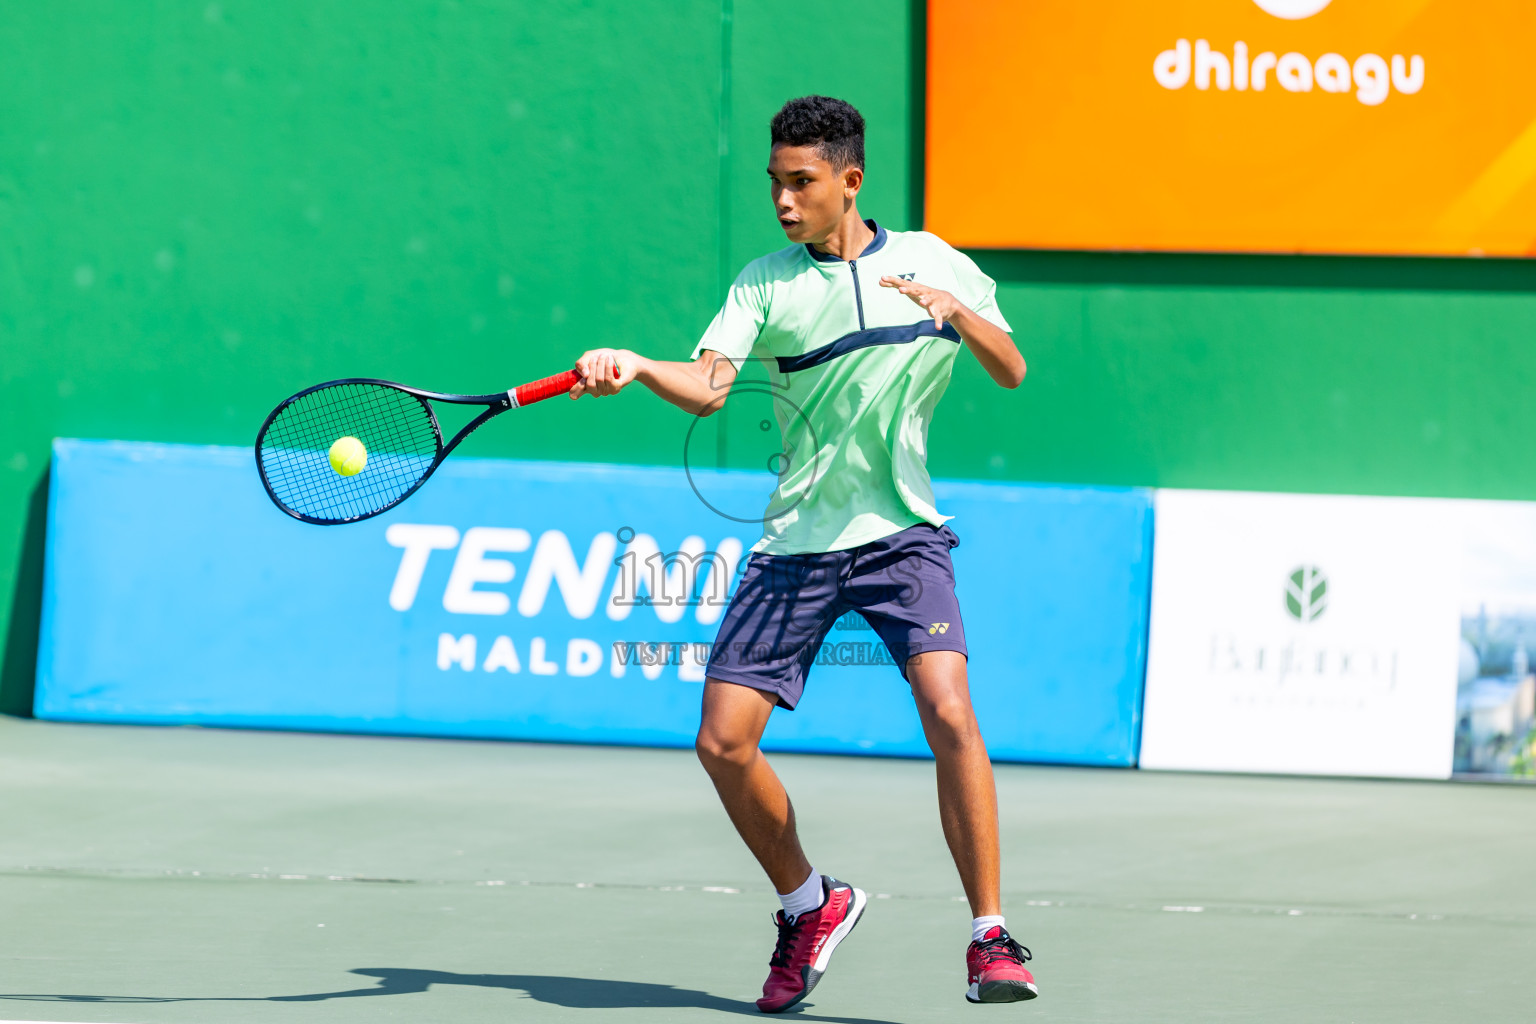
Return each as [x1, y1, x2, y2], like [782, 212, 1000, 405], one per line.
[775, 320, 961, 373]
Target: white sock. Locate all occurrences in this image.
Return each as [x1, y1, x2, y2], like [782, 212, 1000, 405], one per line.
[972, 915, 1006, 942]
[778, 869, 824, 921]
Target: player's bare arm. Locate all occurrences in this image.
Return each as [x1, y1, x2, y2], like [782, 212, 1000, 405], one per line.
[879, 276, 1026, 389]
[569, 346, 738, 416]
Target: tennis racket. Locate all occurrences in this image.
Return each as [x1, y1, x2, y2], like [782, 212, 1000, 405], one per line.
[255, 366, 609, 525]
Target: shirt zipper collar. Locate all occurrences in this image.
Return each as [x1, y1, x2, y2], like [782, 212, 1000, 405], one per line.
[806, 220, 884, 329]
[849, 260, 865, 329]
[803, 219, 886, 264]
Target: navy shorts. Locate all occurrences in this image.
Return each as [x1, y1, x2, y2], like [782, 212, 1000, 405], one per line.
[705, 523, 967, 709]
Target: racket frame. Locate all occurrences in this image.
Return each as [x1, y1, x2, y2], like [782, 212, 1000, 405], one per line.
[255, 378, 528, 526]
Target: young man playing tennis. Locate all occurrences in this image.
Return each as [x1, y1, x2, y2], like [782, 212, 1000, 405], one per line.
[571, 95, 1033, 1011]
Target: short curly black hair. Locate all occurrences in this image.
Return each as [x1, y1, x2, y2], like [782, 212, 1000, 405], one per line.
[770, 96, 865, 170]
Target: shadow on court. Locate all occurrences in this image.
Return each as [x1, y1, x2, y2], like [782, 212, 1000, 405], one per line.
[0, 967, 904, 1023]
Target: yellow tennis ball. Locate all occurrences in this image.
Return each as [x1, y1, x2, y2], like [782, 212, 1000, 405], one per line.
[328, 436, 367, 477]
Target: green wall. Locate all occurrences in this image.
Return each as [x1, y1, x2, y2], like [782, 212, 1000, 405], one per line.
[5, 1, 1536, 713]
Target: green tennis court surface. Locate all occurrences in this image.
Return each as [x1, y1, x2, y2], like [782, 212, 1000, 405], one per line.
[0, 716, 1529, 1023]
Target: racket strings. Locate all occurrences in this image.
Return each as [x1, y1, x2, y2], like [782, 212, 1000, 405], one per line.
[258, 383, 441, 522]
[262, 392, 436, 519]
[272, 393, 429, 506]
[266, 387, 437, 514]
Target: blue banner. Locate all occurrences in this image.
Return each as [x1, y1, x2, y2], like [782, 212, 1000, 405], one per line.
[37, 439, 1152, 765]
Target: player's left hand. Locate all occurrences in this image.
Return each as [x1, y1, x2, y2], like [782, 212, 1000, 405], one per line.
[879, 276, 967, 331]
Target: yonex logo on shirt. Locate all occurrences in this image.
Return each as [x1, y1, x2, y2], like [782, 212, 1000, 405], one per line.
[896, 272, 916, 281]
[929, 622, 950, 635]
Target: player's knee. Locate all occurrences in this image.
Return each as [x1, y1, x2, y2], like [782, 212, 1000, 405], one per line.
[695, 727, 755, 771]
[918, 693, 980, 749]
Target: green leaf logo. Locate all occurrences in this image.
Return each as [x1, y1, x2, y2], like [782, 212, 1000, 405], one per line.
[1285, 566, 1328, 623]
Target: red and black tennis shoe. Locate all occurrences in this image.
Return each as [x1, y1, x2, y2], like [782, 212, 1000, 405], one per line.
[965, 926, 1038, 1003]
[755, 875, 867, 1013]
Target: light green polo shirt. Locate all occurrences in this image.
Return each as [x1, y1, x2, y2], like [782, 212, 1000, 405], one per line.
[691, 220, 1012, 554]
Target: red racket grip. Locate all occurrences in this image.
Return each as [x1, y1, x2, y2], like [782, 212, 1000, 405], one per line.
[509, 364, 621, 408]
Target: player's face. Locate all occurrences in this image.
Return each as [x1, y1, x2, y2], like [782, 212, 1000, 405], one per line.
[768, 145, 859, 244]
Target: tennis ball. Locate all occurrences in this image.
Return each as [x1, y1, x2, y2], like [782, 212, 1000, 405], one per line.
[329, 436, 367, 476]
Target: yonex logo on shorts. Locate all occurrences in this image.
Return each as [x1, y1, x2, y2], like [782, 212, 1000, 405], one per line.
[929, 622, 950, 635]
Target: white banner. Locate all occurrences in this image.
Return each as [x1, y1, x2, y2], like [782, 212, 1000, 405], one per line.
[1141, 490, 1461, 778]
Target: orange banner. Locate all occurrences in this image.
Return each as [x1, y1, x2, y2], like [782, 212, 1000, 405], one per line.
[926, 1, 1536, 255]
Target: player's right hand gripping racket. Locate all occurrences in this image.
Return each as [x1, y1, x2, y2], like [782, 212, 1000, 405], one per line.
[255, 367, 604, 525]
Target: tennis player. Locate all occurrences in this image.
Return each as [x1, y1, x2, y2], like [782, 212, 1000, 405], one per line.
[570, 95, 1033, 1011]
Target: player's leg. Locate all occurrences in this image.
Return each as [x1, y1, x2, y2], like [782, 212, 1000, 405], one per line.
[906, 649, 1036, 1003]
[842, 527, 998, 911]
[849, 523, 1038, 1003]
[695, 678, 867, 1013]
[697, 553, 867, 1013]
[904, 649, 1000, 917]
[695, 678, 811, 893]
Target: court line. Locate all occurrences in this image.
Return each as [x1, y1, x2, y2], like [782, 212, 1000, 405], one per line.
[1, 864, 1520, 926]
